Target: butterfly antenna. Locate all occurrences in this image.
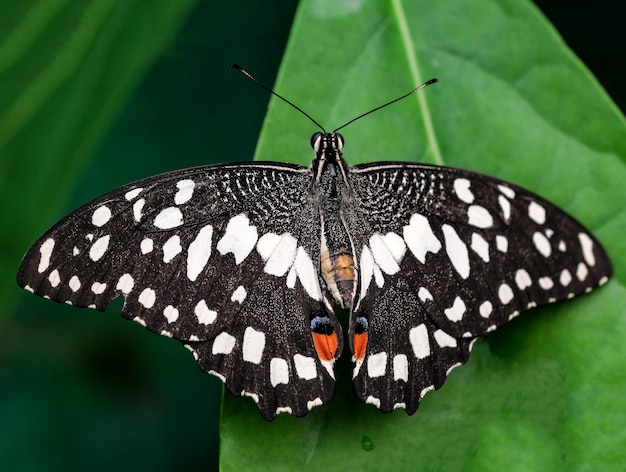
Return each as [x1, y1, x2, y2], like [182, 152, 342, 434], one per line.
[332, 78, 438, 133]
[231, 64, 327, 132]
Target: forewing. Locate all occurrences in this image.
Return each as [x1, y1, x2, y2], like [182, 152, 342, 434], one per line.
[17, 162, 342, 420]
[346, 162, 611, 413]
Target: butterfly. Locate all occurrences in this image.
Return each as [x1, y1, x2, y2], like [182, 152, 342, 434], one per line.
[17, 65, 612, 420]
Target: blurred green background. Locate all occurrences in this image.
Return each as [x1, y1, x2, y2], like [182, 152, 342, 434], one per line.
[1, 1, 624, 471]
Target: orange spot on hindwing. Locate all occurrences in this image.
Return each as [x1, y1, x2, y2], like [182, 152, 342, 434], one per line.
[311, 316, 338, 362]
[352, 316, 369, 360]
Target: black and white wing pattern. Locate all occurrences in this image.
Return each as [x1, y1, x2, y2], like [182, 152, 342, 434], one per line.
[17, 131, 612, 421]
[347, 163, 612, 413]
[17, 163, 343, 420]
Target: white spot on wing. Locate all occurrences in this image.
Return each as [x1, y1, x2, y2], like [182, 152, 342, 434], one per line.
[195, 299, 217, 325]
[270, 358, 289, 387]
[116, 273, 134, 294]
[89, 235, 110, 261]
[125, 188, 143, 201]
[307, 397, 323, 411]
[369, 234, 400, 275]
[293, 247, 322, 301]
[433, 329, 457, 348]
[366, 396, 381, 408]
[48, 269, 61, 287]
[187, 224, 213, 282]
[498, 283, 514, 304]
[468, 205, 493, 228]
[560, 269, 572, 286]
[91, 282, 106, 294]
[515, 269, 532, 290]
[208, 369, 225, 382]
[382, 232, 407, 262]
[479, 300, 493, 318]
[444, 296, 466, 322]
[403, 213, 442, 263]
[498, 184, 515, 199]
[539, 276, 554, 290]
[373, 265, 384, 288]
[393, 354, 408, 382]
[294, 354, 317, 380]
[418, 287, 432, 302]
[533, 232, 551, 257]
[528, 201, 546, 225]
[496, 235, 508, 252]
[409, 324, 430, 359]
[242, 390, 259, 404]
[38, 238, 55, 273]
[259, 232, 297, 276]
[154, 207, 183, 229]
[162, 235, 182, 263]
[498, 195, 511, 221]
[231, 286, 247, 304]
[217, 213, 258, 264]
[454, 178, 474, 203]
[367, 352, 387, 378]
[578, 233, 596, 267]
[138, 288, 156, 308]
[442, 224, 470, 279]
[212, 332, 236, 355]
[140, 238, 153, 254]
[358, 246, 375, 303]
[163, 305, 179, 323]
[471, 233, 489, 262]
[256, 233, 280, 260]
[286, 265, 297, 289]
[133, 198, 145, 222]
[92, 206, 112, 227]
[242, 327, 265, 364]
[576, 262, 588, 282]
[69, 275, 81, 292]
[174, 179, 195, 205]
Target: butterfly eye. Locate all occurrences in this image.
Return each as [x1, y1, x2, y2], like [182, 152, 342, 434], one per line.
[335, 133, 344, 150]
[310, 132, 323, 151]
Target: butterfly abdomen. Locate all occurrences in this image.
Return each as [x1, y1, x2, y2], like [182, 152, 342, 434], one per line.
[320, 244, 356, 309]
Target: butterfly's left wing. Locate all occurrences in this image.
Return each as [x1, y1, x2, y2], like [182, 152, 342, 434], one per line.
[346, 162, 612, 414]
[17, 162, 343, 420]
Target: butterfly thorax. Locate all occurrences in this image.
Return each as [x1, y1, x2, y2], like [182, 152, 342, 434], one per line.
[312, 132, 358, 310]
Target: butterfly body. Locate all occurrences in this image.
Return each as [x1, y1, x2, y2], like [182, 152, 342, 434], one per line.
[17, 128, 611, 420]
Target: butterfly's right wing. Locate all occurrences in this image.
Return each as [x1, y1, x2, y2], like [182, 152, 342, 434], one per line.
[17, 163, 343, 420]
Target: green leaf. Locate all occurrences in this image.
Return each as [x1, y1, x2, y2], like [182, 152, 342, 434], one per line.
[223, 0, 626, 470]
[0, 0, 195, 313]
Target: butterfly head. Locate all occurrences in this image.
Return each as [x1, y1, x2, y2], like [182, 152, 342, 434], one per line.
[311, 132, 344, 163]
